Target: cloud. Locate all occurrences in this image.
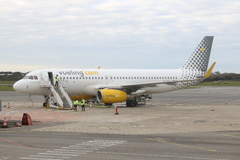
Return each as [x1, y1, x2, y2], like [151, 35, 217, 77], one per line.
[0, 0, 239, 73]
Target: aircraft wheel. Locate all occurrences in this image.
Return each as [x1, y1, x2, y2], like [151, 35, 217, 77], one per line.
[126, 101, 131, 107]
[43, 102, 47, 107]
[126, 100, 137, 107]
[43, 102, 50, 108]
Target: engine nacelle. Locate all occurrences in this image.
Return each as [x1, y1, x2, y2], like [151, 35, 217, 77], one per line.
[97, 89, 128, 103]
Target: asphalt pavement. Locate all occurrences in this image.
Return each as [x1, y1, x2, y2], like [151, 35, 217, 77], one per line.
[0, 87, 240, 160]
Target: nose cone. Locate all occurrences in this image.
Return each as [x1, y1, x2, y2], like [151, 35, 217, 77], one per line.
[13, 80, 22, 92]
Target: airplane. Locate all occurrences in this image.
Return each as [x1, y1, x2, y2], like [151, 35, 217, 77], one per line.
[13, 36, 216, 107]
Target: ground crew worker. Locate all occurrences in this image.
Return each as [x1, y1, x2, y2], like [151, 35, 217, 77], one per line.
[55, 75, 59, 86]
[136, 97, 139, 106]
[81, 98, 86, 112]
[73, 99, 79, 111]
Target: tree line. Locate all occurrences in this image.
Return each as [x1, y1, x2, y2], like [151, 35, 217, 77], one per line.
[0, 72, 25, 81]
[203, 72, 240, 82]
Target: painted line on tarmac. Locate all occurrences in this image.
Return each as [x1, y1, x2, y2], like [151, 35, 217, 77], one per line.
[97, 151, 230, 160]
[0, 137, 31, 149]
[19, 139, 127, 160]
[224, 134, 240, 138]
[0, 156, 12, 160]
[147, 138, 217, 152]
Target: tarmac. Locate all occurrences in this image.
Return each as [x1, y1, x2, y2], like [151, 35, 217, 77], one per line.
[1, 87, 240, 160]
[0, 86, 240, 135]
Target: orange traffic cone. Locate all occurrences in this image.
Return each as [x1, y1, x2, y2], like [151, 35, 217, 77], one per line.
[1, 118, 8, 128]
[7, 103, 10, 108]
[211, 107, 215, 111]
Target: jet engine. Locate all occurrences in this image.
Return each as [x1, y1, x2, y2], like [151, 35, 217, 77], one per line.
[97, 89, 128, 103]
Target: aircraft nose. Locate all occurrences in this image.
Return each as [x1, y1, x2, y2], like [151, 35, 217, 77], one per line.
[13, 80, 23, 92]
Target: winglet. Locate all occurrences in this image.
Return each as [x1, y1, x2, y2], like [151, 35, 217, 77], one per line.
[204, 62, 216, 78]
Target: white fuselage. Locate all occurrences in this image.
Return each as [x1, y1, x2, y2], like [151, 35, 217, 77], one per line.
[13, 68, 191, 96]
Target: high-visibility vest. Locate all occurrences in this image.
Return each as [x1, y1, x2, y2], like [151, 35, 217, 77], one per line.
[55, 76, 59, 82]
[74, 100, 79, 105]
[81, 99, 86, 105]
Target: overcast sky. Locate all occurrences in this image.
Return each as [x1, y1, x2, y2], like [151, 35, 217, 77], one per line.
[0, 0, 239, 73]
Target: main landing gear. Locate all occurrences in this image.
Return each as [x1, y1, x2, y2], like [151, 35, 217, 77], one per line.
[126, 99, 137, 107]
[126, 96, 146, 107]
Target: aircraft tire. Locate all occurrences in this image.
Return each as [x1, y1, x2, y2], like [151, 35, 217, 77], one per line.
[126, 100, 137, 107]
[43, 102, 47, 107]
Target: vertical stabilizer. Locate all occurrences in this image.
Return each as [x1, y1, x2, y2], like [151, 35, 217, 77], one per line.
[182, 36, 214, 71]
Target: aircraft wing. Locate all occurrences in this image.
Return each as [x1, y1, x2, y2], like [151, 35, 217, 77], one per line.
[120, 78, 201, 88]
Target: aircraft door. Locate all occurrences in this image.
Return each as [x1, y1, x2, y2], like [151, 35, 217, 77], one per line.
[41, 72, 49, 81]
[48, 72, 54, 85]
[61, 77, 68, 87]
[41, 71, 51, 87]
[105, 75, 108, 84]
[109, 75, 113, 84]
[105, 75, 113, 84]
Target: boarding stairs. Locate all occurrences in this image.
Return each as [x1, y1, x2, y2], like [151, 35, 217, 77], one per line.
[49, 84, 72, 109]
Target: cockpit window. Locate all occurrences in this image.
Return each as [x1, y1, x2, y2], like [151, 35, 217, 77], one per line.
[23, 75, 38, 80]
